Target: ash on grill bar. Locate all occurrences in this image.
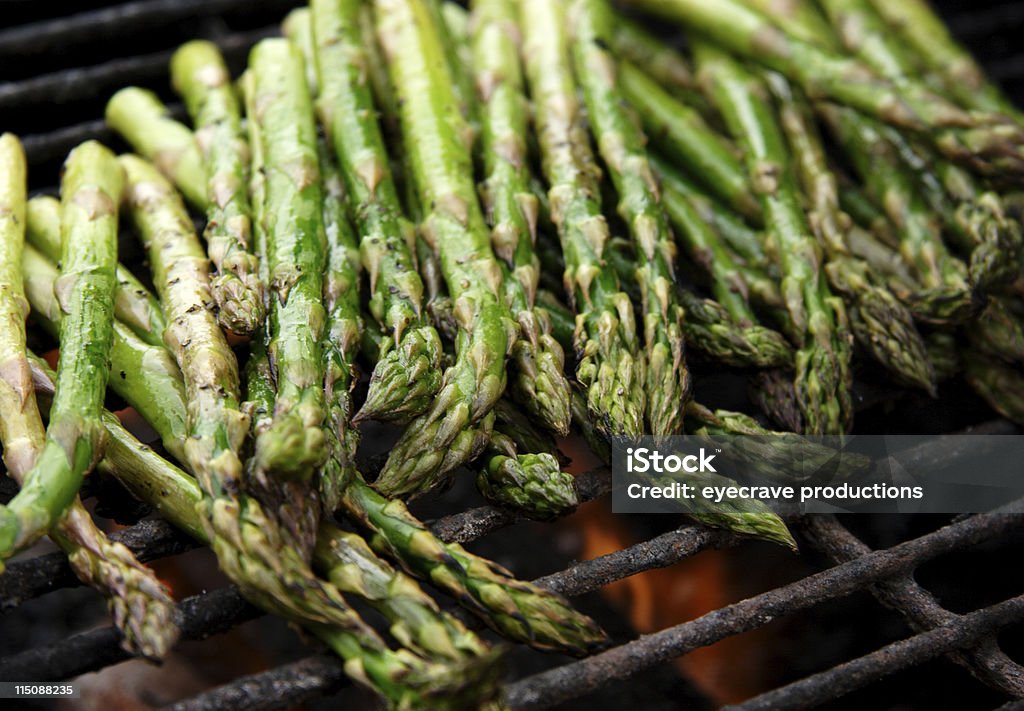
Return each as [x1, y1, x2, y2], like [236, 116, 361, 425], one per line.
[1, 0, 1024, 709]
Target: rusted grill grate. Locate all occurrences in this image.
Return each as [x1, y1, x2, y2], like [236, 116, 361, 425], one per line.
[1, 1, 1024, 709]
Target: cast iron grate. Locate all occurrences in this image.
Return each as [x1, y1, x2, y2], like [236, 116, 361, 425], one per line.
[1, 1, 1024, 709]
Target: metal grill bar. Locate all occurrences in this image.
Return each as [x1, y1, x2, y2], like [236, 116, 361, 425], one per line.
[0, 586, 259, 682]
[166, 654, 348, 711]
[725, 594, 1024, 711]
[0, 28, 274, 112]
[504, 509, 1024, 710]
[0, 0, 294, 60]
[0, 518, 194, 610]
[803, 515, 1024, 697]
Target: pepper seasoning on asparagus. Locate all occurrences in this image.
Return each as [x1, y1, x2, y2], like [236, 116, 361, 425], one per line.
[171, 41, 265, 335]
[0, 141, 124, 561]
[309, 0, 443, 426]
[0, 136, 178, 660]
[696, 43, 853, 435]
[520, 0, 646, 439]
[471, 0, 572, 435]
[371, 0, 519, 497]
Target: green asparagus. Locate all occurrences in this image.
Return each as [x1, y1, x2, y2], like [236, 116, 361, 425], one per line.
[0, 142, 124, 563]
[25, 195, 168, 349]
[309, 0, 443, 426]
[171, 40, 265, 335]
[477, 432, 578, 520]
[105, 88, 206, 209]
[246, 40, 329, 490]
[571, 0, 690, 436]
[472, 0, 572, 435]
[696, 43, 853, 434]
[520, 0, 646, 439]
[372, 0, 517, 497]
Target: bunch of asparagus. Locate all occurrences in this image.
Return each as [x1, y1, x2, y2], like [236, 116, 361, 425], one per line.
[2, 0, 1023, 705]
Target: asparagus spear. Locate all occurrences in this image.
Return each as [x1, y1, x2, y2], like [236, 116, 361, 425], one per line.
[119, 155, 487, 707]
[372, 0, 518, 497]
[308, 0, 443, 425]
[619, 60, 759, 221]
[0, 136, 178, 658]
[814, 0, 1022, 294]
[965, 352, 1024, 426]
[971, 297, 1024, 365]
[609, 18, 713, 114]
[571, 0, 690, 436]
[171, 41, 265, 335]
[602, 238, 793, 369]
[769, 74, 936, 393]
[471, 0, 572, 435]
[0, 141, 123, 561]
[105, 88, 206, 209]
[246, 40, 329, 491]
[819, 103, 979, 325]
[20, 242, 188, 463]
[315, 139, 365, 515]
[477, 432, 578, 520]
[867, 0, 1023, 120]
[25, 195, 168, 349]
[520, 0, 646, 439]
[696, 43, 853, 435]
[621, 0, 1024, 178]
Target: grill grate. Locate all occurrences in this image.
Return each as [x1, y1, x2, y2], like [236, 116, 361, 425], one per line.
[1, 1, 1024, 709]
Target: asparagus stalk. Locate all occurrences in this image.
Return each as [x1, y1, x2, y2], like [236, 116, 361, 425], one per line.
[171, 41, 265, 335]
[520, 0, 646, 439]
[314, 138, 365, 515]
[471, 0, 572, 435]
[0, 137, 177, 658]
[814, 0, 1023, 294]
[246, 40, 329, 491]
[476, 432, 578, 520]
[748, 368, 804, 433]
[571, 0, 689, 436]
[0, 141, 123, 561]
[43, 354, 499, 684]
[25, 195, 168, 349]
[24, 362, 179, 658]
[105, 88, 206, 209]
[768, 74, 936, 393]
[619, 60, 759, 221]
[621, 0, 1024, 178]
[819, 103, 980, 325]
[609, 18, 714, 116]
[119, 154, 487, 707]
[20, 242, 188, 463]
[308, 0, 443, 425]
[965, 352, 1024, 426]
[867, 0, 1023, 120]
[372, 0, 518, 497]
[696, 43, 853, 435]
